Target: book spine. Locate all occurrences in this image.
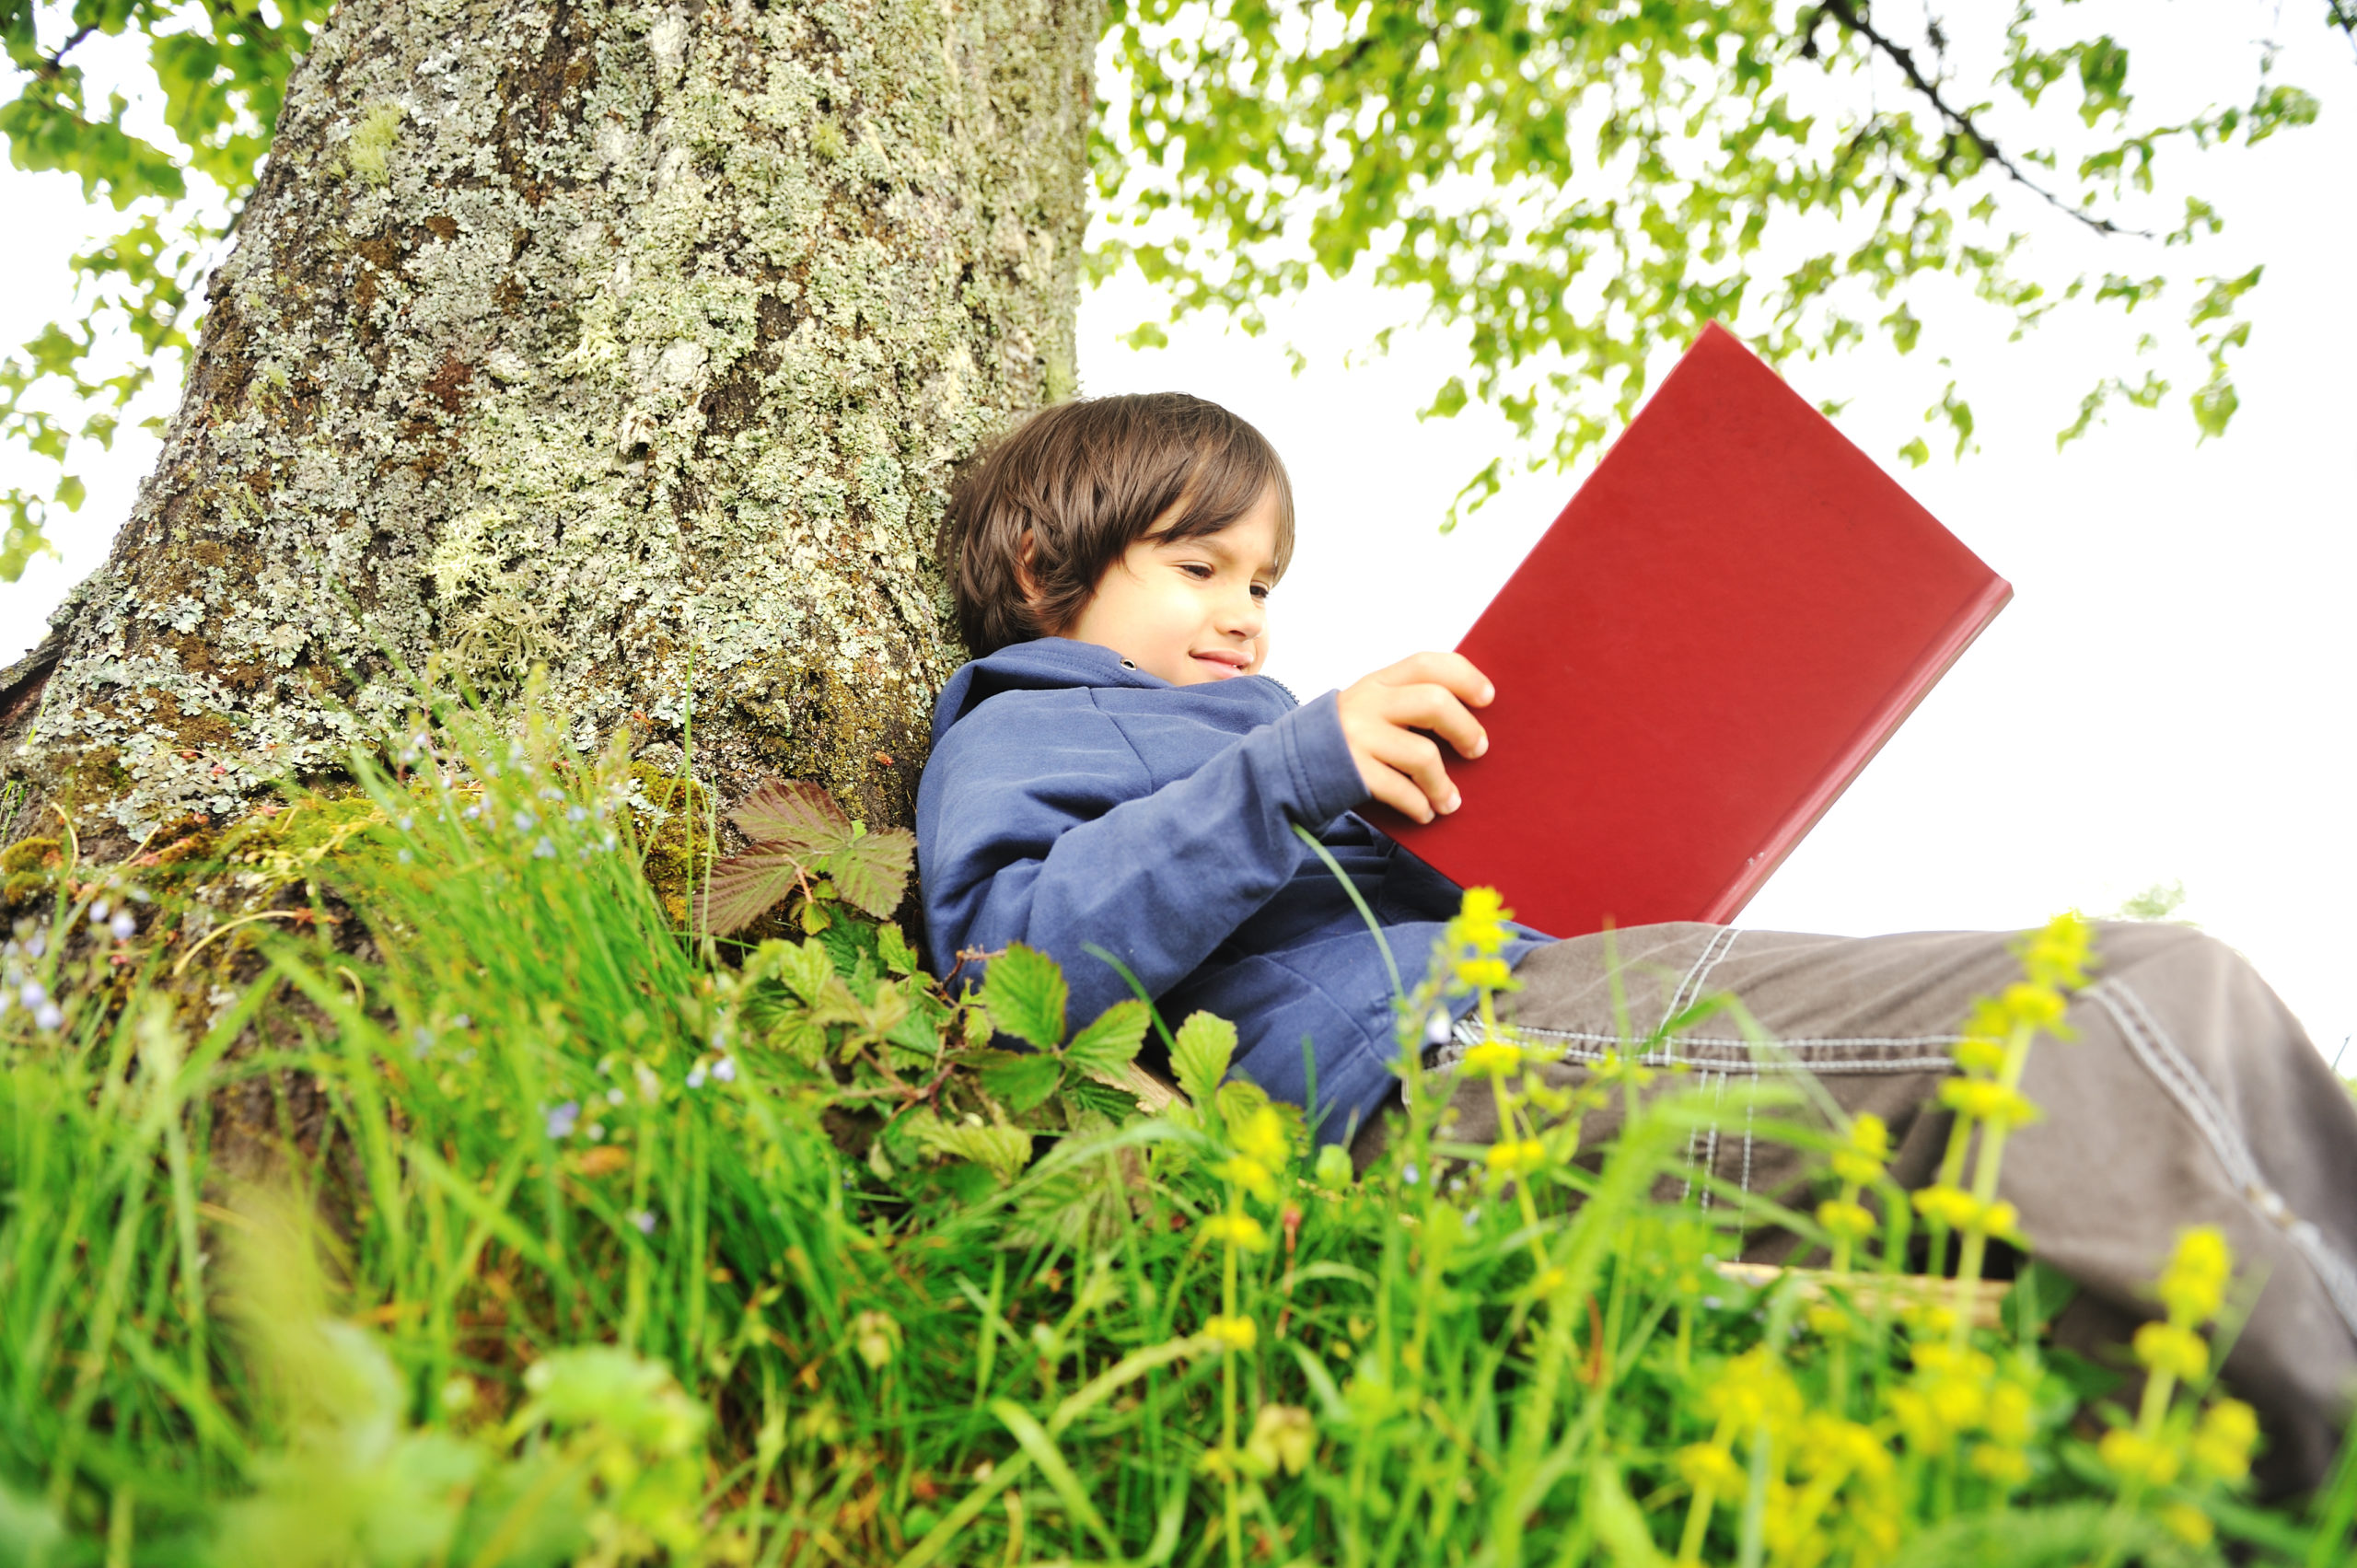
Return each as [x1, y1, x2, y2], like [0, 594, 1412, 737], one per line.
[1700, 573, 2015, 925]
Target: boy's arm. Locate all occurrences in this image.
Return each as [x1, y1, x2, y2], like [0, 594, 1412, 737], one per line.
[922, 692, 1369, 1028]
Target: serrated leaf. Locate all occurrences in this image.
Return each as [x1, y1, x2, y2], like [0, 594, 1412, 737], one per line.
[729, 779, 854, 854]
[1062, 1076, 1144, 1123]
[982, 944, 1067, 1050]
[981, 1053, 1064, 1115]
[698, 844, 810, 935]
[1170, 1011, 1237, 1109]
[1064, 999, 1150, 1079]
[826, 827, 915, 918]
[875, 923, 915, 975]
[903, 1109, 1032, 1185]
[1214, 1078, 1273, 1131]
[885, 993, 946, 1065]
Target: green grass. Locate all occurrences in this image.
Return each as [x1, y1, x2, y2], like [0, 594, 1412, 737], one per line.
[1, 702, 2351, 1567]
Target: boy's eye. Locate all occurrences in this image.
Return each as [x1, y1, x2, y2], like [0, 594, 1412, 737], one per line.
[1250, 583, 1271, 601]
[1179, 563, 1214, 581]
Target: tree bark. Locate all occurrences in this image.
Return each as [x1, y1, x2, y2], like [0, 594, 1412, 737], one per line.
[0, 0, 1094, 843]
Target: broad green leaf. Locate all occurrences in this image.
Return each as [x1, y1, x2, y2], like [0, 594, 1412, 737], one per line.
[1062, 1076, 1144, 1123]
[771, 938, 837, 1005]
[1063, 999, 1149, 1079]
[697, 845, 808, 935]
[981, 1053, 1063, 1115]
[826, 826, 915, 918]
[875, 923, 916, 975]
[903, 1108, 1032, 1183]
[1169, 1011, 1237, 1110]
[728, 779, 853, 854]
[981, 944, 1066, 1050]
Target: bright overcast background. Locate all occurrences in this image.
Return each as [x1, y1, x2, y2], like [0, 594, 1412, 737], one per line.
[4, 6, 2352, 1061]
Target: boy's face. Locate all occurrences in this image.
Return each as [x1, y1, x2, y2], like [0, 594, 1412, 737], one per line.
[1057, 486, 1280, 686]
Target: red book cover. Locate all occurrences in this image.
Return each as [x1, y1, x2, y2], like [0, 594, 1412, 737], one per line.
[1372, 322, 2012, 938]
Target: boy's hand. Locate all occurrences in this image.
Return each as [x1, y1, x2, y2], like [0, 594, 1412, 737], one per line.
[1335, 652, 1494, 823]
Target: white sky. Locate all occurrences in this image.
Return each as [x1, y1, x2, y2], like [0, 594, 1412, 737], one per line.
[3, 9, 2351, 1061]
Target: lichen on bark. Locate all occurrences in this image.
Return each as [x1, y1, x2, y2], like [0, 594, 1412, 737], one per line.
[1, 0, 1097, 842]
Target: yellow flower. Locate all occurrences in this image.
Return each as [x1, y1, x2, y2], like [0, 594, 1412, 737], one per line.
[1451, 887, 1513, 956]
[1816, 1199, 1876, 1244]
[1203, 1314, 1258, 1352]
[1952, 1035, 2007, 1074]
[1701, 1349, 1804, 1431]
[1969, 1444, 2030, 1485]
[2020, 912, 2094, 991]
[1460, 1038, 1526, 1078]
[1231, 1105, 1290, 1169]
[1984, 1380, 2035, 1446]
[1202, 1213, 1271, 1252]
[2132, 1320, 2210, 1380]
[1911, 1185, 1980, 1231]
[1927, 1374, 1986, 1431]
[1676, 1442, 1745, 1495]
[1211, 1155, 1277, 1202]
[1805, 1302, 1856, 1340]
[2159, 1226, 2234, 1325]
[1485, 1138, 1548, 1179]
[2097, 1428, 2181, 1487]
[2160, 1501, 2215, 1549]
[1829, 1114, 1889, 1185]
[1454, 956, 1515, 992]
[1998, 981, 2068, 1033]
[1937, 1078, 2042, 1129]
[2190, 1399, 2258, 1482]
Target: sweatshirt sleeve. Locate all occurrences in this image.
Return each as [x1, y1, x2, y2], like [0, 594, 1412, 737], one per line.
[920, 690, 1370, 1028]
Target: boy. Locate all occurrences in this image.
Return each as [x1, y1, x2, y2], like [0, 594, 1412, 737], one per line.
[916, 391, 2357, 1490]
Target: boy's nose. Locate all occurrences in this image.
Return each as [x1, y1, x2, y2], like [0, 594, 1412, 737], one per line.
[1221, 591, 1266, 639]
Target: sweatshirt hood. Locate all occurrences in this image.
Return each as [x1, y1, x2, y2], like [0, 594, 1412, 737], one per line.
[932, 639, 1163, 744]
[931, 637, 1296, 746]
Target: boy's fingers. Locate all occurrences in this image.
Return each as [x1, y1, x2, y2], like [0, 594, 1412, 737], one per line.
[1384, 651, 1495, 707]
[1371, 730, 1457, 817]
[1387, 683, 1488, 759]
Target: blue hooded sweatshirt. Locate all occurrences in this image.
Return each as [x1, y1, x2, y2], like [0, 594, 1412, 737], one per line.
[916, 637, 1546, 1144]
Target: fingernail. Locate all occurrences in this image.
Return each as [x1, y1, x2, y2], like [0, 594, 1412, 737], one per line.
[1473, 735, 1488, 757]
[1482, 684, 1495, 703]
[1442, 791, 1461, 814]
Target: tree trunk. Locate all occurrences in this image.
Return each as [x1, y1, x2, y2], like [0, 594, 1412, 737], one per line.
[0, 0, 1094, 844]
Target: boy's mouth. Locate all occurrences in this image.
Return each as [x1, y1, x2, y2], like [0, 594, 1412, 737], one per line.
[1190, 649, 1249, 679]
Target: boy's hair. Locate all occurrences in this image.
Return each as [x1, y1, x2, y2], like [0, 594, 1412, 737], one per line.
[948, 392, 1295, 656]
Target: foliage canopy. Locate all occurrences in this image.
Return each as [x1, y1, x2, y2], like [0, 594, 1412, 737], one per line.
[0, 0, 2349, 576]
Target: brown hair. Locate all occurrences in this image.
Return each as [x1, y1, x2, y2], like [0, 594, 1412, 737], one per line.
[948, 392, 1295, 656]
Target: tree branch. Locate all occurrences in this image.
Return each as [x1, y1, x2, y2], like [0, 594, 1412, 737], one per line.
[1809, 0, 2156, 240]
[31, 23, 99, 82]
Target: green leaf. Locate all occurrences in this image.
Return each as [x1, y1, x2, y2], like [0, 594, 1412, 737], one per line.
[728, 779, 854, 855]
[904, 1109, 1032, 1183]
[981, 1052, 1064, 1115]
[825, 826, 915, 918]
[981, 944, 1066, 1050]
[697, 845, 809, 935]
[875, 923, 916, 975]
[1063, 999, 1149, 1079]
[1062, 1077, 1144, 1122]
[1169, 1011, 1236, 1109]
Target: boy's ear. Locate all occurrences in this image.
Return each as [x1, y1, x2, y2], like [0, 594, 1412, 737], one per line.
[1016, 529, 1052, 625]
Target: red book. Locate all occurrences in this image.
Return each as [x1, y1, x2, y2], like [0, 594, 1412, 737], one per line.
[1372, 322, 2012, 939]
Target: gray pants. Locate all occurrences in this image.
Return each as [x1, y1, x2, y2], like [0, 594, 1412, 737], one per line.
[1355, 921, 2357, 1492]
